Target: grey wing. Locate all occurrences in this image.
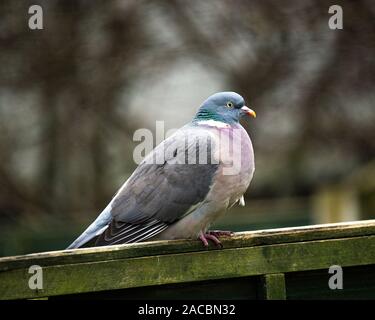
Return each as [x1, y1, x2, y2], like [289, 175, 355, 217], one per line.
[94, 128, 219, 246]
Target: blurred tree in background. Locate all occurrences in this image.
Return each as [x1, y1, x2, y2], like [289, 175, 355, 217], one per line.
[0, 0, 374, 255]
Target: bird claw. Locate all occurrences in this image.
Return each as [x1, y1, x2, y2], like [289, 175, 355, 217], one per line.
[199, 233, 222, 248]
[198, 231, 233, 249]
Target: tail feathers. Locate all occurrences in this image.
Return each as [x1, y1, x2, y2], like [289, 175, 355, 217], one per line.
[66, 225, 108, 249]
[66, 204, 112, 249]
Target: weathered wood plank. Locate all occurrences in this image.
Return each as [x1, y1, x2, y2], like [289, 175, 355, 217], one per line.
[1, 234, 374, 300]
[1, 220, 374, 272]
[259, 273, 286, 300]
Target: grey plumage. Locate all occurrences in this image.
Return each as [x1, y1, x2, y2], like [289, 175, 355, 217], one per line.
[67, 92, 255, 249]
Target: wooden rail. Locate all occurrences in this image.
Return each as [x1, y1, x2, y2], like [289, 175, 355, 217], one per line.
[1, 220, 375, 300]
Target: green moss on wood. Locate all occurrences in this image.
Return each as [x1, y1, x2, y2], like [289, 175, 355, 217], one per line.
[0, 220, 375, 300]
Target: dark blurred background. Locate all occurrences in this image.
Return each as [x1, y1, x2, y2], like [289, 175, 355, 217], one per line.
[0, 0, 374, 256]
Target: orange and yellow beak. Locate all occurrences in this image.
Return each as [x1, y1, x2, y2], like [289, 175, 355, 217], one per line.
[241, 106, 256, 118]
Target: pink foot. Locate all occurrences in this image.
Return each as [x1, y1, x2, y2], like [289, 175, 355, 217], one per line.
[207, 230, 234, 237]
[198, 232, 223, 248]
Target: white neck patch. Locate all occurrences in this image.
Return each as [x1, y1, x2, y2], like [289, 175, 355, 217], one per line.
[196, 120, 230, 128]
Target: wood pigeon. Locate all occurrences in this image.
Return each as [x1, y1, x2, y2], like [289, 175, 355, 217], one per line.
[67, 92, 256, 249]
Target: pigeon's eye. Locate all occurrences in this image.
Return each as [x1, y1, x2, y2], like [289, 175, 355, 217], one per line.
[226, 101, 234, 109]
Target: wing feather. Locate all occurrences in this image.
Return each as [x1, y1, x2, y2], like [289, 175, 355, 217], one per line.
[93, 126, 219, 246]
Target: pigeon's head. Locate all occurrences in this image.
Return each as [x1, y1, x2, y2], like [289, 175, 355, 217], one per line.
[194, 92, 256, 124]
